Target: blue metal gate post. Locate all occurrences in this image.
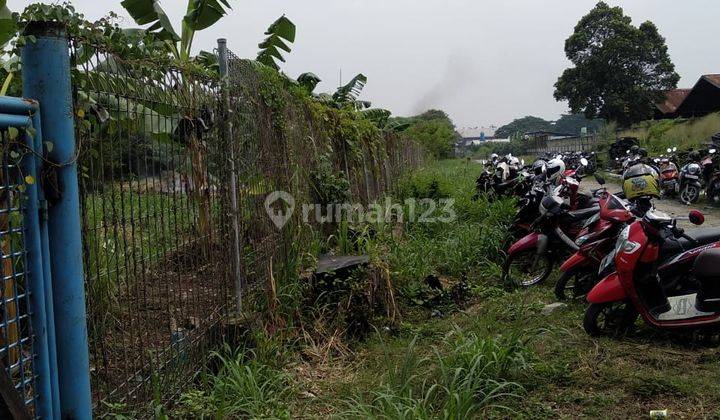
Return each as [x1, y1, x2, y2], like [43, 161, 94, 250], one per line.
[31, 106, 62, 418]
[22, 22, 93, 419]
[13, 106, 53, 419]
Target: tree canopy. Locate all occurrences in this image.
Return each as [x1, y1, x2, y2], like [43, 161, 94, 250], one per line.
[495, 116, 553, 139]
[392, 109, 456, 159]
[495, 114, 604, 139]
[554, 1, 679, 126]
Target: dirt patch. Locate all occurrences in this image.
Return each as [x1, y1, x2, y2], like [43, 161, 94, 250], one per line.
[89, 239, 231, 412]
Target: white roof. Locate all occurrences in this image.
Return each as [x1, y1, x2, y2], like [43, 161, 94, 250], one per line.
[458, 125, 497, 139]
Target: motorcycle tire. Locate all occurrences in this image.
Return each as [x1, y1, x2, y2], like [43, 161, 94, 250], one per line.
[583, 301, 638, 337]
[502, 249, 553, 290]
[554, 268, 597, 301]
[680, 184, 701, 204]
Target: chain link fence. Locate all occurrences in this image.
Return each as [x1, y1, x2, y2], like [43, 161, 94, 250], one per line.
[526, 135, 600, 155]
[70, 40, 426, 415]
[72, 39, 234, 413]
[0, 129, 38, 416]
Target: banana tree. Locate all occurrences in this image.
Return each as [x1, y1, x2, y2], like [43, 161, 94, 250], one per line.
[0, 0, 17, 95]
[297, 72, 321, 93]
[361, 108, 410, 132]
[121, 0, 232, 61]
[256, 15, 296, 70]
[315, 73, 371, 110]
[121, 0, 233, 250]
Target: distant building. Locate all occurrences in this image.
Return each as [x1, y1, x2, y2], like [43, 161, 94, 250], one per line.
[654, 75, 720, 119]
[653, 88, 691, 119]
[457, 126, 497, 145]
[675, 75, 720, 118]
[523, 131, 574, 142]
[454, 125, 505, 155]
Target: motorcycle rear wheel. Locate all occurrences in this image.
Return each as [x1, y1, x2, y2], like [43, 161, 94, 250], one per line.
[583, 301, 638, 337]
[502, 249, 553, 289]
[680, 184, 700, 204]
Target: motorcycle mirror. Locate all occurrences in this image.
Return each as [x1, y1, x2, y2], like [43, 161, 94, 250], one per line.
[521, 158, 525, 166]
[673, 147, 678, 152]
[481, 159, 487, 165]
[626, 150, 630, 154]
[580, 158, 589, 166]
[667, 148, 672, 153]
[689, 210, 705, 226]
[594, 173, 606, 185]
[711, 149, 717, 154]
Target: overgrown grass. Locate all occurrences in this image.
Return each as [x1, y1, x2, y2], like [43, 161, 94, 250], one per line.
[339, 332, 530, 419]
[621, 112, 720, 153]
[173, 158, 720, 418]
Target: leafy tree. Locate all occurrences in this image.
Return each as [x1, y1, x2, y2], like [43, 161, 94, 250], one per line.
[416, 109, 452, 122]
[495, 116, 553, 139]
[554, 1, 679, 126]
[403, 110, 456, 159]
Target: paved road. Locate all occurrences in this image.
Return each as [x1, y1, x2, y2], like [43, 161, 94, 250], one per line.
[581, 177, 720, 228]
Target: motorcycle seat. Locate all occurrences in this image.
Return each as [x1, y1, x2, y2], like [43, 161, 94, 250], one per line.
[694, 249, 720, 279]
[566, 206, 599, 221]
[661, 228, 720, 256]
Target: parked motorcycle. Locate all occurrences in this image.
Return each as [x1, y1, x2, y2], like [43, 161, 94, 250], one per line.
[502, 186, 599, 289]
[658, 154, 679, 198]
[704, 148, 720, 202]
[475, 156, 527, 198]
[583, 209, 720, 336]
[679, 153, 704, 204]
[554, 175, 637, 300]
[706, 167, 720, 203]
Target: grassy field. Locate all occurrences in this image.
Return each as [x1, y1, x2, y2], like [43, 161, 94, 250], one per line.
[621, 112, 720, 154]
[169, 160, 720, 419]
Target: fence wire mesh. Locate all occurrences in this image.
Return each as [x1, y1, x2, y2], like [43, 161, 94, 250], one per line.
[70, 39, 425, 415]
[0, 129, 38, 416]
[71, 40, 233, 413]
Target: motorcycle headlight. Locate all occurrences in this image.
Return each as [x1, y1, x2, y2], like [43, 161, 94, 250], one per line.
[615, 225, 640, 255]
[614, 226, 629, 256]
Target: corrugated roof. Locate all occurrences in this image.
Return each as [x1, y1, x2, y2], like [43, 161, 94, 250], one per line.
[655, 88, 691, 114]
[702, 74, 720, 88]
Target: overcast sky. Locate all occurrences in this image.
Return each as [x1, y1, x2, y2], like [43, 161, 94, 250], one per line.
[9, 0, 720, 128]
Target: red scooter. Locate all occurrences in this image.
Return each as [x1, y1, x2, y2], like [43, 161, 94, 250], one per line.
[584, 209, 720, 336]
[658, 158, 679, 198]
[554, 188, 635, 300]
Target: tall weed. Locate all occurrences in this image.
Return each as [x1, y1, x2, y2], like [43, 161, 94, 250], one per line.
[339, 331, 531, 419]
[175, 347, 293, 419]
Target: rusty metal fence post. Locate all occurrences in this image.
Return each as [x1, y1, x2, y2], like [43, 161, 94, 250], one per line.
[218, 39, 243, 314]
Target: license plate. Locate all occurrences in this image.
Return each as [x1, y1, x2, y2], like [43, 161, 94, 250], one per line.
[685, 174, 698, 179]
